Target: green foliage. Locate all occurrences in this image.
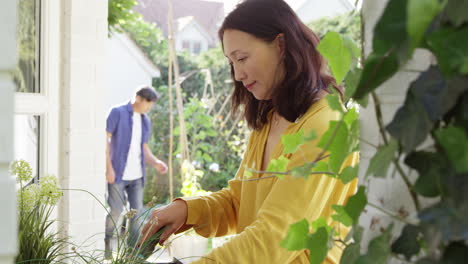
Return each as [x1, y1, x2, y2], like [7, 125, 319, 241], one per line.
[331, 186, 367, 227]
[12, 160, 68, 264]
[427, 27, 468, 76]
[365, 139, 398, 178]
[355, 225, 393, 264]
[404, 151, 444, 197]
[266, 156, 290, 179]
[108, 0, 140, 34]
[391, 224, 422, 260]
[435, 126, 468, 173]
[281, 219, 310, 251]
[407, 0, 446, 51]
[307, 11, 361, 47]
[317, 32, 352, 84]
[342, 0, 468, 263]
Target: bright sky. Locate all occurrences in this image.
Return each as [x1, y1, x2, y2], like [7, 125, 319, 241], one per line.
[205, 0, 308, 15]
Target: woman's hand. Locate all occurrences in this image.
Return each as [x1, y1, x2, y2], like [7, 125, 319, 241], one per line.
[139, 199, 188, 246]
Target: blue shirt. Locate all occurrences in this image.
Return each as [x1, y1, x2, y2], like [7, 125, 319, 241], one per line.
[106, 102, 151, 183]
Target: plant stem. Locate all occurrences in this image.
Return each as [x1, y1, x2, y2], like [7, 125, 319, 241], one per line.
[360, 137, 378, 149]
[371, 92, 388, 145]
[393, 160, 421, 211]
[371, 92, 421, 211]
[367, 202, 418, 225]
[241, 171, 335, 182]
[314, 111, 350, 163]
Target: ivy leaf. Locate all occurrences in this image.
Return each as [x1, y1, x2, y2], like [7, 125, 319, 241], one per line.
[427, 27, 468, 77]
[386, 92, 432, 153]
[372, 0, 409, 56]
[340, 243, 360, 264]
[304, 130, 317, 141]
[281, 219, 309, 251]
[332, 205, 353, 227]
[419, 201, 468, 242]
[365, 139, 398, 178]
[318, 121, 349, 174]
[344, 107, 359, 129]
[343, 35, 361, 62]
[282, 130, 306, 154]
[244, 168, 253, 179]
[407, 0, 446, 51]
[311, 161, 331, 174]
[344, 68, 363, 101]
[311, 217, 332, 233]
[404, 151, 444, 197]
[291, 162, 315, 179]
[326, 92, 344, 113]
[391, 224, 421, 260]
[305, 227, 329, 264]
[345, 225, 364, 243]
[332, 186, 367, 227]
[266, 156, 290, 179]
[317, 32, 352, 84]
[444, 0, 468, 27]
[353, 53, 399, 100]
[355, 224, 393, 264]
[408, 67, 468, 122]
[344, 108, 360, 152]
[435, 126, 468, 173]
[339, 166, 359, 184]
[440, 242, 468, 263]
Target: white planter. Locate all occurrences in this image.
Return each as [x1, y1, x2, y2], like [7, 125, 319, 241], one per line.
[169, 234, 208, 264]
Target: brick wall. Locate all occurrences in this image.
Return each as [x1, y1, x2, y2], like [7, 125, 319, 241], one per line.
[59, 0, 108, 252]
[0, 0, 17, 263]
[359, 0, 433, 257]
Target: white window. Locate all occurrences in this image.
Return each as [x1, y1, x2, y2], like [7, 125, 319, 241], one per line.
[14, 0, 60, 179]
[193, 41, 201, 55]
[182, 40, 190, 51]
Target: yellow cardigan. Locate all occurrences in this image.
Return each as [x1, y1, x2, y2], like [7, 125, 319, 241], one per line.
[180, 98, 359, 264]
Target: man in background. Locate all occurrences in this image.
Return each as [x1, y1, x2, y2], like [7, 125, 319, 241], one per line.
[105, 86, 168, 258]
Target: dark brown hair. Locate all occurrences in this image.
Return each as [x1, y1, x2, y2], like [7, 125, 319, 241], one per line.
[136, 86, 159, 102]
[219, 0, 338, 130]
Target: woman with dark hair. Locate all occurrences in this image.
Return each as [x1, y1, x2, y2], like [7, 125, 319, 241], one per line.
[140, 0, 358, 263]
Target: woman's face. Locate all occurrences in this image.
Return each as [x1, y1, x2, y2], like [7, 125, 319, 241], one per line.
[223, 29, 285, 100]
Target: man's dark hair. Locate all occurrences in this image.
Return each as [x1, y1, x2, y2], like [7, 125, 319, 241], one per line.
[136, 86, 159, 102]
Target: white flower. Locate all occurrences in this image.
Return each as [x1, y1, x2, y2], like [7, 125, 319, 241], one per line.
[191, 160, 202, 168]
[209, 163, 220, 172]
[10, 160, 33, 183]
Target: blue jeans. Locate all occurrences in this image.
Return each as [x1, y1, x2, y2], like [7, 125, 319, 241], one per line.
[105, 178, 144, 247]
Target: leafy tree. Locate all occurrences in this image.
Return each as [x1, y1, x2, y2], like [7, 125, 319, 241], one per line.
[307, 11, 361, 48]
[108, 0, 140, 34]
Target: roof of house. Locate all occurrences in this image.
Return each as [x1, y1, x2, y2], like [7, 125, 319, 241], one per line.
[134, 0, 224, 44]
[176, 16, 213, 43]
[112, 33, 161, 77]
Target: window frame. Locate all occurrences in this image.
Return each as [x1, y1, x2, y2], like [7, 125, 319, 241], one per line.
[14, 0, 60, 179]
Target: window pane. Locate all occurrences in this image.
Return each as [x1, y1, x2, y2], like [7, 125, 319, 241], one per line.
[14, 115, 40, 181]
[14, 0, 41, 93]
[194, 42, 201, 54]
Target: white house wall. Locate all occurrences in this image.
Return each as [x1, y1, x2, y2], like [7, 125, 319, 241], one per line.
[296, 0, 353, 23]
[59, 0, 108, 252]
[0, 0, 17, 263]
[176, 23, 210, 54]
[360, 0, 433, 258]
[106, 33, 160, 112]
